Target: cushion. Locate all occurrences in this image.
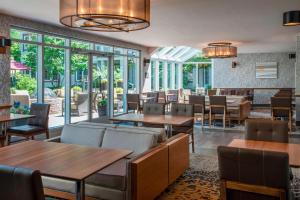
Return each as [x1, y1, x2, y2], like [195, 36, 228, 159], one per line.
[102, 129, 155, 157]
[86, 159, 127, 191]
[61, 124, 105, 147]
[116, 125, 166, 143]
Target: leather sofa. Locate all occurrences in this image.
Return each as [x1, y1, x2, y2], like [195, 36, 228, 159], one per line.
[0, 165, 45, 200]
[245, 119, 288, 143]
[218, 146, 293, 200]
[43, 122, 189, 200]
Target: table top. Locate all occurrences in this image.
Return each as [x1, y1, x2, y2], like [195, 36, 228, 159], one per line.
[111, 113, 194, 126]
[0, 114, 35, 123]
[228, 139, 300, 168]
[0, 140, 132, 180]
[0, 104, 12, 110]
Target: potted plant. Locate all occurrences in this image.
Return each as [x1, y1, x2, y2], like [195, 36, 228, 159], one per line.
[97, 98, 107, 117]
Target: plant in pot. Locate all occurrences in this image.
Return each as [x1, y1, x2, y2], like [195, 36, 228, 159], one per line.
[97, 98, 107, 117]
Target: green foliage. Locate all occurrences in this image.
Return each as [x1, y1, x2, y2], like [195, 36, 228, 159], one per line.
[72, 86, 82, 92]
[14, 73, 37, 96]
[97, 98, 107, 107]
[115, 87, 123, 94]
[186, 54, 211, 62]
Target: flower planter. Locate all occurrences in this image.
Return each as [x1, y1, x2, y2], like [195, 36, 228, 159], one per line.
[98, 105, 107, 117]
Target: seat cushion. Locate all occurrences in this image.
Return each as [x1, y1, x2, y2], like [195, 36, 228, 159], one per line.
[75, 122, 117, 128]
[8, 125, 44, 134]
[102, 129, 155, 157]
[116, 125, 166, 143]
[86, 159, 127, 191]
[61, 124, 105, 147]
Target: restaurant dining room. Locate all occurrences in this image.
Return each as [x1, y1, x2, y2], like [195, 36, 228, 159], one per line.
[0, 0, 300, 200]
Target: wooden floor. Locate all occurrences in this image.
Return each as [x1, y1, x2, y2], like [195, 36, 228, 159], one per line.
[193, 124, 300, 156]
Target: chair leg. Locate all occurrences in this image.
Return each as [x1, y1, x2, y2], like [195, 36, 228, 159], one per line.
[46, 130, 50, 139]
[7, 135, 11, 145]
[201, 114, 204, 129]
[209, 112, 212, 128]
[191, 132, 195, 153]
[223, 114, 226, 129]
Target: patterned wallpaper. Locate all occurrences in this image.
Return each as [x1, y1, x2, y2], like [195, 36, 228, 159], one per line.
[213, 52, 296, 88]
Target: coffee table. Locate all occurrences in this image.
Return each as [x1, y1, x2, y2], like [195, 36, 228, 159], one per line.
[110, 113, 194, 137]
[228, 139, 300, 168]
[0, 140, 132, 200]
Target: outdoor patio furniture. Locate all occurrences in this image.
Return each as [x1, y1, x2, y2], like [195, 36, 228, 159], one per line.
[126, 94, 141, 113]
[71, 92, 89, 116]
[7, 103, 50, 142]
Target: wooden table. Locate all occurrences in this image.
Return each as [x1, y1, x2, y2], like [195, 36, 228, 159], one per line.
[228, 139, 300, 168]
[0, 104, 12, 110]
[0, 114, 35, 146]
[0, 140, 132, 200]
[110, 113, 194, 137]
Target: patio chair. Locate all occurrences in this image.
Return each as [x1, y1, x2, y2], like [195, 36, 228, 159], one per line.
[71, 92, 89, 116]
[7, 103, 50, 142]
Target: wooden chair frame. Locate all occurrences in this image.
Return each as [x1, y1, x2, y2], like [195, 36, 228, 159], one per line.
[127, 101, 141, 114]
[271, 107, 292, 132]
[220, 180, 286, 200]
[193, 103, 208, 129]
[209, 105, 230, 129]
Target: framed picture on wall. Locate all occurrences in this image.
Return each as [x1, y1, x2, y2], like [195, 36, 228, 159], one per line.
[255, 62, 278, 79]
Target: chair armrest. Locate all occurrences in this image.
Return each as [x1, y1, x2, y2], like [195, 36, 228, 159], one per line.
[130, 145, 169, 200]
[44, 136, 61, 143]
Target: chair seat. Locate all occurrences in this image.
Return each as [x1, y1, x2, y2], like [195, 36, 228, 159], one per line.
[8, 125, 45, 135]
[85, 159, 127, 191]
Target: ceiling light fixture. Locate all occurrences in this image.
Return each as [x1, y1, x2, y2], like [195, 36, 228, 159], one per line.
[202, 42, 237, 59]
[59, 0, 150, 32]
[283, 10, 300, 26]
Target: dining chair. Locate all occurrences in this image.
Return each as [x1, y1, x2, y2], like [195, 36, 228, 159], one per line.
[208, 89, 217, 96]
[0, 165, 45, 200]
[245, 119, 289, 143]
[7, 103, 50, 143]
[158, 91, 166, 104]
[271, 97, 292, 131]
[126, 94, 141, 113]
[167, 89, 179, 103]
[209, 96, 230, 129]
[189, 95, 208, 127]
[146, 92, 159, 103]
[143, 103, 165, 128]
[171, 103, 195, 153]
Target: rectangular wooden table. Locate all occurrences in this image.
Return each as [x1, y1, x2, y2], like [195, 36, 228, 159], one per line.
[0, 140, 132, 200]
[110, 113, 194, 137]
[228, 139, 300, 168]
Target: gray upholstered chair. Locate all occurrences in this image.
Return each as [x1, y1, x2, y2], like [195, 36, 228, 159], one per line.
[171, 103, 195, 152]
[245, 119, 289, 143]
[0, 165, 45, 200]
[8, 103, 50, 142]
[126, 94, 141, 113]
[143, 103, 165, 128]
[146, 92, 159, 103]
[271, 97, 292, 131]
[209, 96, 230, 128]
[218, 146, 293, 200]
[189, 95, 208, 126]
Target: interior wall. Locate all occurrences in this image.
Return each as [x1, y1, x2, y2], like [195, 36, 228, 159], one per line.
[213, 52, 296, 89]
[0, 14, 151, 105]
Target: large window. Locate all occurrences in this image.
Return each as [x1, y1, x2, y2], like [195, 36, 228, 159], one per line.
[10, 27, 141, 127]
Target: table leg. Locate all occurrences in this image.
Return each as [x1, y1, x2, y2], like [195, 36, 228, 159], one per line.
[4, 122, 8, 146]
[76, 180, 85, 200]
[167, 124, 173, 138]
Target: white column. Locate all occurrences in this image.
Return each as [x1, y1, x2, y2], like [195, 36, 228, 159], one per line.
[178, 63, 183, 89]
[171, 63, 176, 89]
[155, 60, 160, 91]
[163, 62, 168, 90]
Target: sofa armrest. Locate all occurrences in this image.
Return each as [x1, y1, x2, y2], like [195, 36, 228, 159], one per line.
[166, 133, 189, 183]
[44, 136, 61, 143]
[130, 145, 169, 200]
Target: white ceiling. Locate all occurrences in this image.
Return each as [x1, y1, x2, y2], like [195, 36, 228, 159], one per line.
[0, 0, 300, 53]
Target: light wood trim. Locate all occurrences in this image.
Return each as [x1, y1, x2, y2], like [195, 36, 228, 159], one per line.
[131, 145, 169, 200]
[167, 133, 189, 184]
[221, 180, 286, 200]
[44, 188, 97, 200]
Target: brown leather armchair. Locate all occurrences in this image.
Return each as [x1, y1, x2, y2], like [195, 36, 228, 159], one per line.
[245, 119, 288, 143]
[0, 165, 45, 200]
[218, 146, 293, 200]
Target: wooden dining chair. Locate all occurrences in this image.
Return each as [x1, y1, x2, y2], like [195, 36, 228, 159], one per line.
[271, 97, 292, 132]
[126, 94, 141, 113]
[189, 95, 208, 127]
[209, 96, 230, 129]
[7, 103, 50, 143]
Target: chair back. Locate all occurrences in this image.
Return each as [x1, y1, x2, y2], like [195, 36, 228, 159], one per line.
[143, 103, 165, 115]
[158, 91, 166, 103]
[189, 95, 205, 113]
[29, 103, 50, 129]
[146, 92, 159, 103]
[245, 119, 288, 143]
[209, 96, 227, 114]
[171, 103, 194, 117]
[271, 97, 292, 118]
[126, 94, 140, 111]
[218, 146, 290, 200]
[208, 89, 217, 96]
[167, 90, 179, 102]
[0, 165, 45, 200]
